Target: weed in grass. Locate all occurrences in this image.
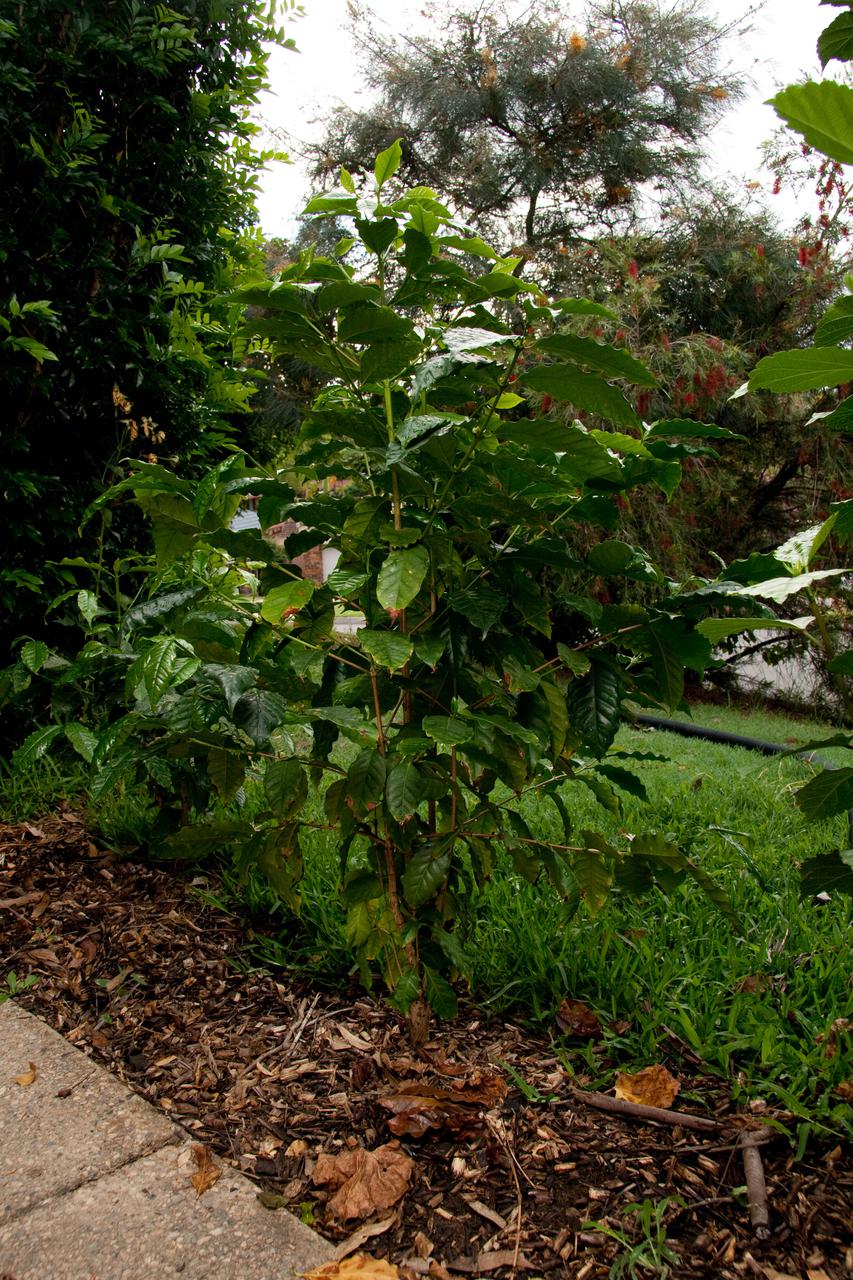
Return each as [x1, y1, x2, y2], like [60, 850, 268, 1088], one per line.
[0, 971, 39, 1004]
[584, 1196, 684, 1279]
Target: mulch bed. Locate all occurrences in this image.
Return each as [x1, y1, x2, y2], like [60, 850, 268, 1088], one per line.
[1, 809, 850, 1280]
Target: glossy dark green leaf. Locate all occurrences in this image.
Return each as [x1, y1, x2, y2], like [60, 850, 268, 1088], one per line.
[376, 546, 429, 610]
[796, 767, 853, 820]
[232, 689, 289, 745]
[800, 849, 853, 897]
[520, 365, 641, 428]
[346, 748, 387, 814]
[567, 660, 621, 756]
[536, 335, 656, 387]
[402, 838, 454, 907]
[386, 760, 426, 822]
[208, 746, 245, 802]
[264, 758, 308, 820]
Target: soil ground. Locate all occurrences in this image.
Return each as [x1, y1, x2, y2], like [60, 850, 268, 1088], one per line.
[1, 810, 850, 1280]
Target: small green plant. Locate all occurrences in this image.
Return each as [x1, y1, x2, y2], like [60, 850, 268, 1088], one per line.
[10, 143, 749, 1038]
[584, 1195, 684, 1279]
[0, 971, 39, 1004]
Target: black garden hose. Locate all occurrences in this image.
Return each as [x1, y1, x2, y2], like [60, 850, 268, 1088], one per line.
[634, 713, 853, 849]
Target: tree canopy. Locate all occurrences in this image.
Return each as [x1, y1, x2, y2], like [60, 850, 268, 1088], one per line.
[311, 0, 743, 255]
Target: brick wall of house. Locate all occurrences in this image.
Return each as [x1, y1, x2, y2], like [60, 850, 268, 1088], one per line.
[265, 520, 325, 586]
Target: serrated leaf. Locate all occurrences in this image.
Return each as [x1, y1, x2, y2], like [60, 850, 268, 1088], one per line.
[376, 546, 429, 611]
[64, 722, 98, 764]
[567, 660, 621, 756]
[232, 689, 289, 745]
[819, 7, 853, 65]
[443, 326, 519, 352]
[749, 346, 853, 393]
[264, 758, 308, 820]
[554, 298, 618, 320]
[645, 418, 744, 442]
[520, 364, 640, 428]
[536, 335, 656, 387]
[346, 748, 387, 815]
[796, 767, 853, 820]
[20, 640, 49, 673]
[207, 746, 245, 802]
[697, 616, 814, 644]
[261, 579, 315, 622]
[423, 965, 458, 1018]
[387, 761, 426, 822]
[12, 724, 63, 771]
[770, 80, 853, 166]
[814, 294, 853, 346]
[141, 638, 178, 710]
[402, 838, 453, 908]
[731, 569, 848, 602]
[359, 628, 413, 671]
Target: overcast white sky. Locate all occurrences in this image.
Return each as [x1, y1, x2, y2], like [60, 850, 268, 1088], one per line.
[255, 0, 829, 238]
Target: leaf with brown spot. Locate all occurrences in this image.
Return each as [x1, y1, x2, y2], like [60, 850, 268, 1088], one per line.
[15, 1061, 38, 1087]
[312, 1141, 413, 1221]
[304, 1255, 400, 1280]
[191, 1144, 222, 1196]
[614, 1064, 680, 1108]
[555, 998, 603, 1039]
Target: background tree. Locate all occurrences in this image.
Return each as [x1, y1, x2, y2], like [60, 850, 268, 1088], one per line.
[0, 0, 297, 660]
[310, 0, 743, 257]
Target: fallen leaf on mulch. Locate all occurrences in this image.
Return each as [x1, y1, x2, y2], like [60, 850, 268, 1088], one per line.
[191, 1144, 222, 1196]
[555, 998, 602, 1039]
[305, 1253, 400, 1280]
[448, 1251, 534, 1273]
[15, 1061, 38, 1086]
[614, 1064, 680, 1108]
[378, 1073, 507, 1139]
[313, 1141, 413, 1221]
[334, 1214, 398, 1260]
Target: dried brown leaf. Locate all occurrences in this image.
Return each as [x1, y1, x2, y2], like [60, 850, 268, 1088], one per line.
[15, 1061, 38, 1087]
[614, 1064, 680, 1108]
[191, 1144, 222, 1196]
[555, 999, 603, 1039]
[312, 1141, 413, 1221]
[334, 1214, 397, 1260]
[835, 1080, 853, 1102]
[378, 1075, 506, 1139]
[305, 1254, 400, 1280]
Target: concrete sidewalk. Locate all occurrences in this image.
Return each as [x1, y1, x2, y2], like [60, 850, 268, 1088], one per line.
[0, 1001, 330, 1279]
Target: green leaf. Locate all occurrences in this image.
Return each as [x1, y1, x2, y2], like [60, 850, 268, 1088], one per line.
[141, 638, 178, 710]
[346, 748, 387, 815]
[375, 138, 403, 188]
[567, 660, 621, 756]
[340, 165, 356, 193]
[520, 364, 641, 429]
[819, 8, 853, 65]
[443, 326, 519, 352]
[338, 304, 414, 344]
[554, 298, 619, 320]
[811, 395, 853, 433]
[697, 617, 813, 644]
[770, 81, 853, 166]
[800, 849, 853, 897]
[645, 418, 745, 442]
[422, 716, 472, 745]
[796, 767, 853, 820]
[386, 761, 426, 822]
[596, 762, 647, 801]
[402, 838, 453, 908]
[828, 652, 853, 677]
[264, 758, 308, 820]
[261, 579, 315, 622]
[77, 589, 102, 627]
[163, 821, 252, 859]
[20, 640, 49, 673]
[359, 628, 413, 671]
[731, 569, 849, 602]
[207, 746, 245, 802]
[232, 689, 289, 745]
[536, 335, 656, 387]
[376, 546, 429, 611]
[423, 965, 458, 1018]
[12, 724, 63, 771]
[749, 346, 853, 393]
[64, 722, 98, 764]
[814, 294, 853, 346]
[572, 833, 615, 914]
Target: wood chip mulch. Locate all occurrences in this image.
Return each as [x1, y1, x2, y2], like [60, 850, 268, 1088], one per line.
[1, 810, 850, 1280]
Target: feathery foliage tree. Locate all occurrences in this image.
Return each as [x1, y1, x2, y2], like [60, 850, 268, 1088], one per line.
[311, 0, 743, 256]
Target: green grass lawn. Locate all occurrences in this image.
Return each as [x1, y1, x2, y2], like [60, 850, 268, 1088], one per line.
[3, 701, 851, 1140]
[258, 702, 853, 1139]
